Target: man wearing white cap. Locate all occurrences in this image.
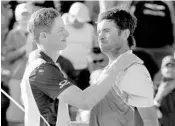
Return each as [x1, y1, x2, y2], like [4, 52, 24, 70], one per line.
[154, 55, 175, 125]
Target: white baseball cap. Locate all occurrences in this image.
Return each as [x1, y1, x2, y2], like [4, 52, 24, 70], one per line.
[67, 2, 90, 23]
[15, 3, 32, 21]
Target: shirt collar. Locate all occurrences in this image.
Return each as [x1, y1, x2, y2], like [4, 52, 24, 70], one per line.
[29, 49, 55, 64]
[39, 51, 54, 63]
[106, 50, 132, 70]
[110, 50, 132, 65]
[116, 50, 132, 62]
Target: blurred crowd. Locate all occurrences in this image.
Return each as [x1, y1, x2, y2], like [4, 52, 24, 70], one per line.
[1, 0, 175, 126]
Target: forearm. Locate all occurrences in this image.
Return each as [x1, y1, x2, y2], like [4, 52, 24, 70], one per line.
[154, 82, 175, 105]
[154, 89, 167, 105]
[81, 73, 116, 110]
[67, 85, 102, 110]
[80, 85, 101, 110]
[70, 76, 114, 110]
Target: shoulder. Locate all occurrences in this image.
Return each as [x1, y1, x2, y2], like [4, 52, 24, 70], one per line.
[120, 63, 154, 96]
[29, 60, 66, 88]
[29, 62, 61, 79]
[124, 63, 153, 87]
[28, 59, 73, 99]
[57, 56, 73, 66]
[126, 63, 150, 76]
[120, 64, 154, 107]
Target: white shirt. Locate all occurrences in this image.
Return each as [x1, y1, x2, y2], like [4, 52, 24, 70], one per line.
[114, 51, 154, 107]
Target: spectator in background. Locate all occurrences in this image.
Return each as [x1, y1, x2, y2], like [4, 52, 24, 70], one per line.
[130, 1, 174, 69]
[153, 55, 175, 126]
[61, 2, 97, 90]
[59, 1, 84, 15]
[1, 1, 13, 44]
[3, 3, 33, 126]
[98, 0, 131, 13]
[29, 0, 60, 12]
[1, 2, 13, 126]
[84, 1, 100, 25]
[7, 1, 19, 31]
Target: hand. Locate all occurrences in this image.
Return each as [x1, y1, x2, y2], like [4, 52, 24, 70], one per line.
[158, 81, 175, 95]
[156, 108, 162, 119]
[154, 81, 175, 105]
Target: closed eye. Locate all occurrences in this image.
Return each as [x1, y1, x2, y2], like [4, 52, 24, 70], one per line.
[103, 28, 110, 33]
[97, 28, 110, 35]
[57, 27, 65, 33]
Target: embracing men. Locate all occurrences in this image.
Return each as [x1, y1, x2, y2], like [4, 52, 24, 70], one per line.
[21, 7, 158, 126]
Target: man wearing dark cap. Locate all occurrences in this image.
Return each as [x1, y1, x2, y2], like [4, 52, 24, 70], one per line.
[154, 55, 175, 126]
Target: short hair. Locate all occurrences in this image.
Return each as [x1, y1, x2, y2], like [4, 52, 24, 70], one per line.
[28, 8, 60, 42]
[97, 7, 137, 48]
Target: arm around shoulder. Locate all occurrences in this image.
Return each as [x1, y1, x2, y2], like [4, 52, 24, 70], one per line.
[58, 70, 117, 110]
[58, 55, 142, 110]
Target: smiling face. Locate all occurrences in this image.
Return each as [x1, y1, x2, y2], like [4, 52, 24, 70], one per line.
[161, 63, 175, 78]
[97, 19, 125, 54]
[41, 16, 69, 52]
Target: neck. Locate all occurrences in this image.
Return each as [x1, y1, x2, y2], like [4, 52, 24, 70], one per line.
[38, 45, 59, 63]
[107, 47, 130, 65]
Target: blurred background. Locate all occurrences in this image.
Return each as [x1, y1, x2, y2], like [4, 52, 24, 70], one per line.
[1, 0, 175, 126]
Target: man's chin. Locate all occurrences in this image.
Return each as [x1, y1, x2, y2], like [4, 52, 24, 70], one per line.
[62, 45, 67, 50]
[100, 47, 107, 53]
[58, 45, 67, 51]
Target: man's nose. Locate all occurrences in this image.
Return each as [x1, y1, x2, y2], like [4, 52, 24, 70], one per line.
[98, 33, 104, 41]
[64, 29, 69, 37]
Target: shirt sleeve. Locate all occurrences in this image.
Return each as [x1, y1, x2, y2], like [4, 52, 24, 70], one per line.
[119, 64, 154, 107]
[29, 63, 73, 100]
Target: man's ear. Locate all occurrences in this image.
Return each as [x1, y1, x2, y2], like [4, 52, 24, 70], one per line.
[39, 32, 47, 40]
[122, 29, 130, 41]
